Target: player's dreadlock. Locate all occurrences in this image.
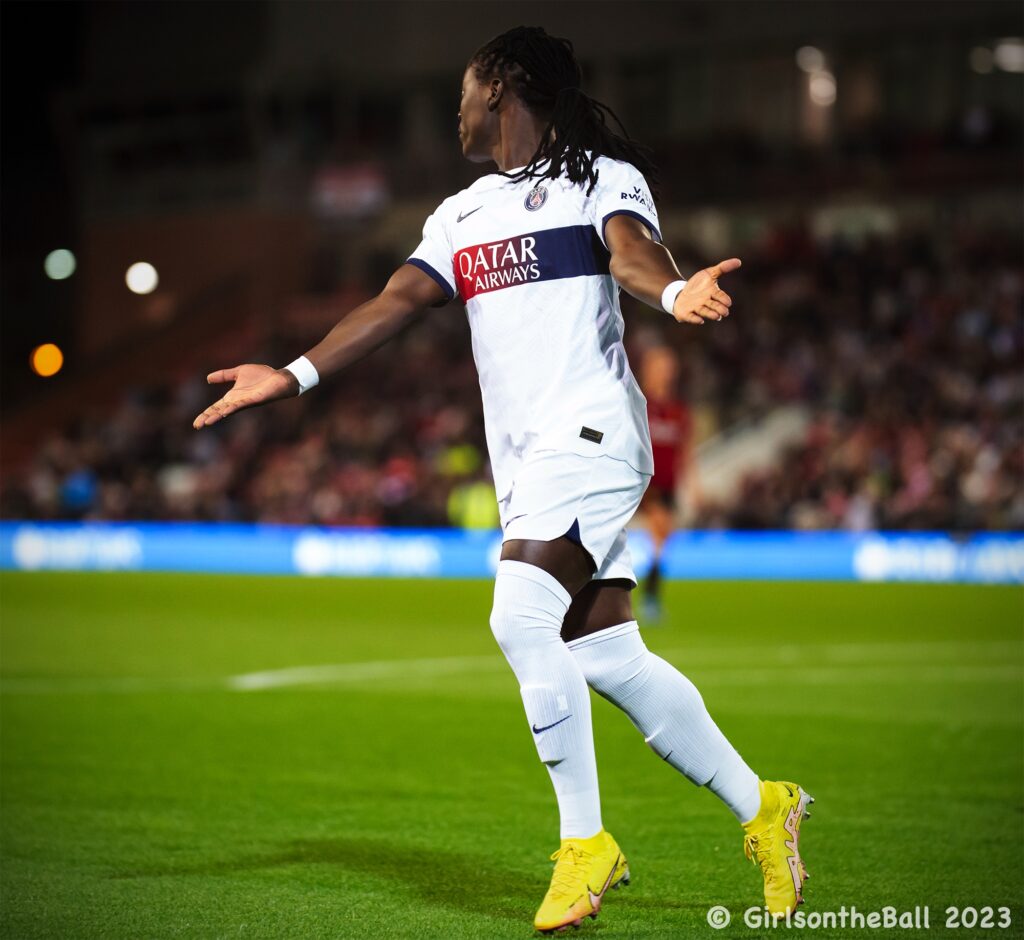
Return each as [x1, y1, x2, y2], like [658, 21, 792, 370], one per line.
[470, 26, 659, 198]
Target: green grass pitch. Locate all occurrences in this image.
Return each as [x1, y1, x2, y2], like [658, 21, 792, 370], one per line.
[1, 572, 1021, 938]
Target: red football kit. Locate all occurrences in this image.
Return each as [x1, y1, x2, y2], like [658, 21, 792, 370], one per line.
[646, 397, 690, 499]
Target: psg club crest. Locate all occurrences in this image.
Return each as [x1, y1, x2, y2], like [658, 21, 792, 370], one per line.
[524, 185, 548, 211]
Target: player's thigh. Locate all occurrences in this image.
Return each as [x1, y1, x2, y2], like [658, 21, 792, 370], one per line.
[560, 579, 635, 643]
[501, 536, 595, 597]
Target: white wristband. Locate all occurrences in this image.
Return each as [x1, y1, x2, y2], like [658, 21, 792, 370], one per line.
[284, 355, 319, 395]
[661, 279, 687, 316]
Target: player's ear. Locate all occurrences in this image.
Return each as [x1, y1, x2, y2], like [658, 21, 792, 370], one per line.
[487, 78, 503, 112]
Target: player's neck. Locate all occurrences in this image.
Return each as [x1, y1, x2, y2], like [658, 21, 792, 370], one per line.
[492, 107, 550, 172]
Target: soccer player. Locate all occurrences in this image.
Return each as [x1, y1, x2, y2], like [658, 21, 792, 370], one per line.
[637, 344, 692, 622]
[194, 27, 812, 934]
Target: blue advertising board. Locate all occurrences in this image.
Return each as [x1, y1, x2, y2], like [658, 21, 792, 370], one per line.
[1, 521, 1021, 583]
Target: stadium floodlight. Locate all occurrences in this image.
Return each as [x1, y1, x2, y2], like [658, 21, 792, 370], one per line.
[125, 262, 159, 295]
[29, 343, 64, 377]
[44, 249, 76, 280]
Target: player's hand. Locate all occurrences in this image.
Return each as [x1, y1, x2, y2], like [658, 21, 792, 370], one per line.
[671, 258, 741, 325]
[192, 363, 298, 429]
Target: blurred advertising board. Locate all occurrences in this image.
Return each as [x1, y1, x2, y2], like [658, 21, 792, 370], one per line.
[1, 522, 1021, 583]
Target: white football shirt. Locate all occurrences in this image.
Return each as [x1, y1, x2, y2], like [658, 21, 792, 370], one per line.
[408, 155, 659, 501]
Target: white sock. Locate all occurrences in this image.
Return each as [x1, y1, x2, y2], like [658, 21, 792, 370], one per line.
[490, 559, 602, 839]
[567, 620, 761, 824]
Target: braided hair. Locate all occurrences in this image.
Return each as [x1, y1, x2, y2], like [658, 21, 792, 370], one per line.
[470, 26, 659, 198]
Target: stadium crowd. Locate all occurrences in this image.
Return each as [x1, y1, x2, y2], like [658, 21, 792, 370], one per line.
[3, 224, 1021, 532]
[685, 223, 1023, 532]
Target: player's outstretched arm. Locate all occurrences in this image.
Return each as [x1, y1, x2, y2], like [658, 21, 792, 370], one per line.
[604, 215, 740, 325]
[193, 264, 447, 429]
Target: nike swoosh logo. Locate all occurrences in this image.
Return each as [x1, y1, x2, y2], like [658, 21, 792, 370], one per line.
[457, 206, 482, 223]
[587, 854, 621, 908]
[532, 714, 571, 734]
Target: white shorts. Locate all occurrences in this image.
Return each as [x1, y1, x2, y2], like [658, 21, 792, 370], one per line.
[497, 451, 651, 585]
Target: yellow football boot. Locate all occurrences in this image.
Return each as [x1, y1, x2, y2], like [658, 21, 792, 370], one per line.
[534, 829, 630, 934]
[742, 780, 814, 918]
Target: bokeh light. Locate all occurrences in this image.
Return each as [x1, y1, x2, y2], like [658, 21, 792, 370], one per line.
[795, 46, 826, 73]
[993, 38, 1024, 72]
[125, 262, 159, 295]
[30, 343, 64, 377]
[969, 47, 995, 74]
[44, 249, 76, 280]
[808, 70, 837, 106]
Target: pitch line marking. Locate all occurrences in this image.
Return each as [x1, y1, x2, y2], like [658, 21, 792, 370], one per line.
[0, 676, 218, 694]
[0, 639, 1019, 695]
[226, 655, 505, 691]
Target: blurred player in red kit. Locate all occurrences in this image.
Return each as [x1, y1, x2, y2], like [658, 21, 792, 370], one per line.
[638, 345, 692, 622]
